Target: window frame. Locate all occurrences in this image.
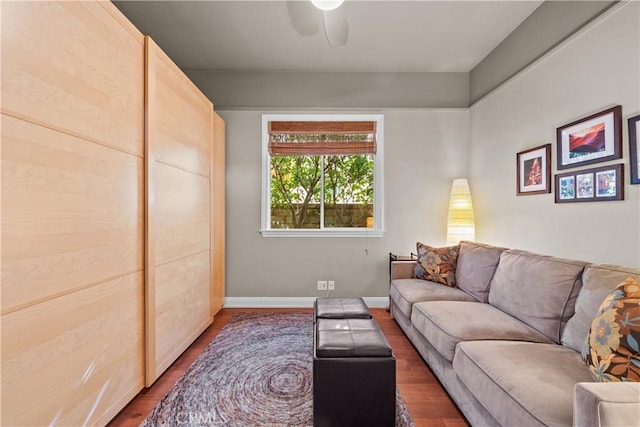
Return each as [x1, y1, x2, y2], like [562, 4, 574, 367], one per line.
[261, 113, 384, 237]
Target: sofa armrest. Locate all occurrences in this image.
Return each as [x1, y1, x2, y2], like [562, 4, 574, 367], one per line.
[391, 261, 415, 280]
[574, 382, 640, 427]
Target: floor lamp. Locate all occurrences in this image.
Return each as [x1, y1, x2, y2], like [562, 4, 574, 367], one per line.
[447, 178, 475, 245]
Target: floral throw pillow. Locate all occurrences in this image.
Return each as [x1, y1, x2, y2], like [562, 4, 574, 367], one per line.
[414, 242, 459, 287]
[582, 276, 640, 382]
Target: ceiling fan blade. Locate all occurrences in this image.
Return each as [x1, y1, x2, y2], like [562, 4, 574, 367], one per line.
[286, 0, 320, 36]
[323, 7, 348, 47]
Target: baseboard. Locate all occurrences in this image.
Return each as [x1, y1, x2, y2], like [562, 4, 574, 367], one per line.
[223, 297, 389, 308]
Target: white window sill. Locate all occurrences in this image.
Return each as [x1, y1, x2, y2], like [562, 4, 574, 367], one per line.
[260, 229, 384, 238]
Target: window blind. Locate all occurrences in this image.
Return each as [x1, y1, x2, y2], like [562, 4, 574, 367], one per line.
[268, 121, 377, 156]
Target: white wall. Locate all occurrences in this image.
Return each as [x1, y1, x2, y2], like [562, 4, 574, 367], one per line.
[218, 108, 470, 298]
[470, 1, 640, 267]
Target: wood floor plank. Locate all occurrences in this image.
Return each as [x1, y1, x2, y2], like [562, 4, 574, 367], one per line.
[108, 307, 468, 426]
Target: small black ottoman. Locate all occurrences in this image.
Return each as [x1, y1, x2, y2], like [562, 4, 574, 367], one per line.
[314, 297, 372, 320]
[313, 318, 395, 427]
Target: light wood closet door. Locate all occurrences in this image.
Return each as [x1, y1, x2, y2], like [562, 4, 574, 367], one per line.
[211, 112, 226, 315]
[145, 37, 214, 385]
[1, 2, 145, 426]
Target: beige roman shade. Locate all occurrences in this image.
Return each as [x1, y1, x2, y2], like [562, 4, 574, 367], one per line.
[268, 121, 377, 156]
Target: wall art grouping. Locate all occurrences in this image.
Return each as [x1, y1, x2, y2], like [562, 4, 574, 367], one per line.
[516, 105, 639, 202]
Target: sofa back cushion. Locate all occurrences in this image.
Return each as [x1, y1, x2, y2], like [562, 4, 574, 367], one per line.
[562, 264, 640, 352]
[455, 241, 505, 302]
[488, 250, 587, 343]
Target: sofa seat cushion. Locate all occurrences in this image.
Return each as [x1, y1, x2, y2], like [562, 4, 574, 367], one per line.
[453, 341, 594, 427]
[411, 301, 552, 362]
[390, 278, 476, 319]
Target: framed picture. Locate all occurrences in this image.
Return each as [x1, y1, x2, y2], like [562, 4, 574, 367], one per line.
[576, 172, 594, 199]
[557, 175, 575, 201]
[516, 144, 551, 195]
[629, 114, 640, 184]
[555, 164, 624, 203]
[556, 106, 622, 170]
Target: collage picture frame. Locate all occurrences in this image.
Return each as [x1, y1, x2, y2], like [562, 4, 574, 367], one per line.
[555, 164, 624, 203]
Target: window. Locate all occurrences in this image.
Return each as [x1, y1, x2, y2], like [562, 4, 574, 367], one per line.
[261, 114, 384, 237]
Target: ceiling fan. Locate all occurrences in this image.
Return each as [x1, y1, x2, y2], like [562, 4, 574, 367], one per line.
[287, 0, 349, 47]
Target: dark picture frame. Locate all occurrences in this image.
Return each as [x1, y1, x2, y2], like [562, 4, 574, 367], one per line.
[555, 164, 624, 203]
[516, 144, 551, 195]
[628, 114, 640, 184]
[556, 106, 622, 170]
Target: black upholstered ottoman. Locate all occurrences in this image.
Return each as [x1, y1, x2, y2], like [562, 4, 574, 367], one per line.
[313, 318, 396, 427]
[314, 296, 372, 320]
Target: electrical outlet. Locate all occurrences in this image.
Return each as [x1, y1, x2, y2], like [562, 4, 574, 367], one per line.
[328, 280, 335, 290]
[317, 280, 328, 291]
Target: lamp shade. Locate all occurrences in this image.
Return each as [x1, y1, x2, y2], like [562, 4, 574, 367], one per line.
[447, 178, 475, 245]
[310, 0, 345, 11]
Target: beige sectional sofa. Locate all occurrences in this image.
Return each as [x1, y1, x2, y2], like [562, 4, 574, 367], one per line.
[389, 241, 640, 427]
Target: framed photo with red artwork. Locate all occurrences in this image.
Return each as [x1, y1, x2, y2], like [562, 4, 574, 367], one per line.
[516, 144, 551, 196]
[556, 106, 622, 170]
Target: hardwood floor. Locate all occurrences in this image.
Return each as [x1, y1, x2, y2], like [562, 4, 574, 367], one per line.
[108, 308, 468, 427]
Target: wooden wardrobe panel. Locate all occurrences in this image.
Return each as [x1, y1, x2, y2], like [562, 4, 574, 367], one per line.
[1, 272, 144, 426]
[154, 251, 212, 377]
[0, 1, 144, 156]
[145, 37, 215, 385]
[1, 114, 144, 313]
[154, 162, 211, 264]
[211, 112, 226, 315]
[150, 40, 211, 176]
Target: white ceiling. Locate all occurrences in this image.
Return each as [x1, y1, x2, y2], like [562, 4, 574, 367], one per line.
[115, 0, 544, 73]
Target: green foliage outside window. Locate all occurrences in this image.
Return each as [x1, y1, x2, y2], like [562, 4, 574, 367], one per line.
[270, 155, 374, 229]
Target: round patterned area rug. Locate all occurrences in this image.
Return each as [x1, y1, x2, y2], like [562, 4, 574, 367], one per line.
[142, 312, 415, 427]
